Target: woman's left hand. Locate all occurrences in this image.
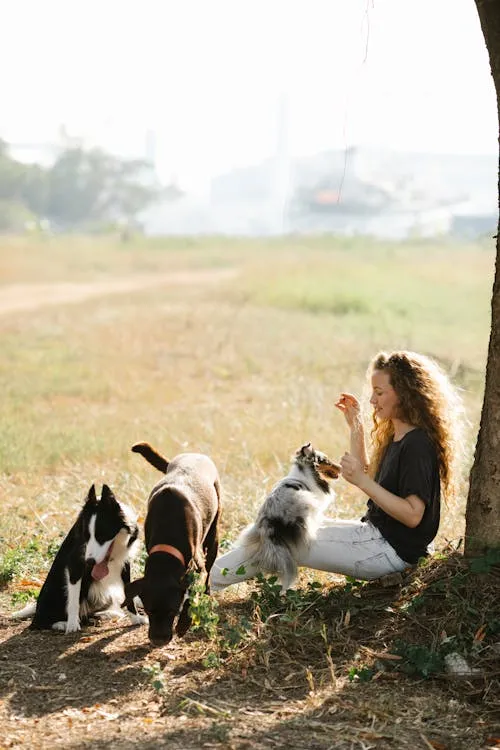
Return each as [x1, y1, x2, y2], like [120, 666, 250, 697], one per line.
[340, 452, 366, 488]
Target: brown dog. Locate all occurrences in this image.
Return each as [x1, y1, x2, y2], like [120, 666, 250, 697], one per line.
[124, 442, 221, 647]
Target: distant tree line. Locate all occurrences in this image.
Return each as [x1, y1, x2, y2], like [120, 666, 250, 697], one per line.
[0, 138, 166, 233]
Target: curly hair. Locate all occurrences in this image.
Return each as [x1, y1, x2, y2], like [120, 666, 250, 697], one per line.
[367, 351, 465, 503]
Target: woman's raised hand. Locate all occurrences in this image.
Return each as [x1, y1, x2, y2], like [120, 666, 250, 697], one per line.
[334, 392, 362, 429]
[340, 452, 366, 487]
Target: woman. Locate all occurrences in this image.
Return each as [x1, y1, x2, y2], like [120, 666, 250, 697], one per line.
[210, 350, 464, 590]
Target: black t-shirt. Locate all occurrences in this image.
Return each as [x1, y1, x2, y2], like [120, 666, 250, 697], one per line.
[362, 428, 440, 564]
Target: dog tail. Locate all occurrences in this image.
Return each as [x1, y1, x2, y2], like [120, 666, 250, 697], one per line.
[239, 523, 299, 591]
[10, 601, 37, 620]
[131, 442, 169, 473]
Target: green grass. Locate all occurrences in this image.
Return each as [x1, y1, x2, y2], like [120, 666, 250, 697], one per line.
[0, 536, 59, 588]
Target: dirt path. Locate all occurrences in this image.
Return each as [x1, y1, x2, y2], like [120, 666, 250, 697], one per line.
[0, 269, 237, 316]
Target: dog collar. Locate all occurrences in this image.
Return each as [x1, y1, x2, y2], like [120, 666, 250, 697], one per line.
[148, 544, 186, 567]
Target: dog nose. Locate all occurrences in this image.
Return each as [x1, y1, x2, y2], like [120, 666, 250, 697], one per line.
[86, 557, 96, 568]
[149, 624, 173, 647]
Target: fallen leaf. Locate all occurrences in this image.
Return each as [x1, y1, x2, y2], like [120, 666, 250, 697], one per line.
[18, 579, 42, 588]
[474, 624, 487, 642]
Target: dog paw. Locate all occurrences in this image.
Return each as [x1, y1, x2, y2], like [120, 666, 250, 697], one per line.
[65, 619, 81, 634]
[52, 620, 81, 633]
[128, 613, 148, 626]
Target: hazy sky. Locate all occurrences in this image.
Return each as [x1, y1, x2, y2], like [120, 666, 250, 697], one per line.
[1, 0, 497, 191]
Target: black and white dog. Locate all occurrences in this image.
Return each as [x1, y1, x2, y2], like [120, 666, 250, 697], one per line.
[12, 484, 146, 633]
[238, 442, 341, 592]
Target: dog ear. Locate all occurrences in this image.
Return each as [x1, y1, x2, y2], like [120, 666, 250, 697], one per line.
[123, 578, 144, 606]
[298, 442, 313, 458]
[85, 484, 98, 506]
[101, 484, 120, 507]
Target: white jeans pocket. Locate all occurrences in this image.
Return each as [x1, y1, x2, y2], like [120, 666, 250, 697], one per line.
[353, 552, 402, 580]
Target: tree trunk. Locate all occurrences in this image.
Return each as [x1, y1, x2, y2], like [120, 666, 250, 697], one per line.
[465, 0, 500, 554]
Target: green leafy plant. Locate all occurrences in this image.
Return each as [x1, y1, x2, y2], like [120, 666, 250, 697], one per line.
[10, 589, 39, 606]
[393, 640, 444, 678]
[188, 572, 220, 640]
[250, 574, 324, 623]
[201, 651, 223, 669]
[348, 665, 375, 682]
[400, 592, 427, 613]
[142, 662, 166, 694]
[186, 572, 255, 668]
[221, 616, 253, 648]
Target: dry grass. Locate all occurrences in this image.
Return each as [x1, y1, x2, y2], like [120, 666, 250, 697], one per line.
[0, 234, 497, 748]
[0, 236, 490, 542]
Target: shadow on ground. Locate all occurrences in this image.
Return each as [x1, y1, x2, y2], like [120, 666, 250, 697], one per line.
[1, 556, 499, 749]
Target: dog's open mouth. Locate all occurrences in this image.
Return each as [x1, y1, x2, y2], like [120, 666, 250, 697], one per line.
[91, 542, 114, 581]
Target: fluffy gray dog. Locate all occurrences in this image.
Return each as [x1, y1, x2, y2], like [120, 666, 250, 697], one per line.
[238, 442, 341, 591]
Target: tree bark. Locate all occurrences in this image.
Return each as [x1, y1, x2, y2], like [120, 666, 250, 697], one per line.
[465, 0, 500, 554]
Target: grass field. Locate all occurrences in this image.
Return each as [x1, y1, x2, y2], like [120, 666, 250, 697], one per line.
[0, 233, 497, 749]
[0, 234, 492, 548]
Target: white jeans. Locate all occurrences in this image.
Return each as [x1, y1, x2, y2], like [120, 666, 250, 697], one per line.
[210, 518, 409, 591]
